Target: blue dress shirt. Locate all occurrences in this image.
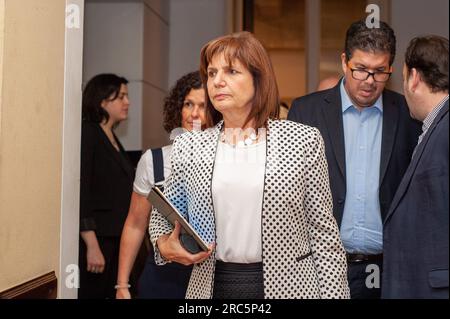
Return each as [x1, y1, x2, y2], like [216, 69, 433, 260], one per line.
[339, 81, 383, 254]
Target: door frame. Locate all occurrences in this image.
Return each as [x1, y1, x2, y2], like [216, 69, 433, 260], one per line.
[59, 0, 84, 299]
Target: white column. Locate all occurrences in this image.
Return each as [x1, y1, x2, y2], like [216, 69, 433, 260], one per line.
[60, 0, 84, 299]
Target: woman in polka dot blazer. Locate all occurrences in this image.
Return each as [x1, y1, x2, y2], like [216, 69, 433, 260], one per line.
[149, 31, 350, 299]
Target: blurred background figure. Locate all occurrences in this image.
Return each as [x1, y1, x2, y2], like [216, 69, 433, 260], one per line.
[317, 74, 341, 91]
[116, 71, 206, 299]
[78, 74, 134, 299]
[278, 101, 289, 119]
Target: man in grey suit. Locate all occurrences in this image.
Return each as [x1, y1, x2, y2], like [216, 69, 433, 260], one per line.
[288, 20, 421, 298]
[382, 35, 449, 299]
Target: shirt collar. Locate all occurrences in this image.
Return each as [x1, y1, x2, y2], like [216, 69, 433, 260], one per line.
[340, 79, 383, 113]
[422, 95, 449, 132]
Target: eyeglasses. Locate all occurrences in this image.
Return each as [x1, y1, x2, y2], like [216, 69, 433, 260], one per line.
[348, 67, 392, 83]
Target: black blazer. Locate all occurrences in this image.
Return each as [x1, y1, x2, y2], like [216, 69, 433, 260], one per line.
[79, 121, 134, 237]
[287, 81, 421, 226]
[382, 102, 449, 299]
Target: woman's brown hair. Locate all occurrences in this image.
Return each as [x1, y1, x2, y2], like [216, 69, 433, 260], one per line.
[199, 31, 279, 129]
[163, 71, 203, 133]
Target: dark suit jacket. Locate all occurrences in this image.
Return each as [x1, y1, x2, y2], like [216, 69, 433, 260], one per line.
[287, 81, 421, 227]
[382, 101, 449, 299]
[79, 121, 134, 237]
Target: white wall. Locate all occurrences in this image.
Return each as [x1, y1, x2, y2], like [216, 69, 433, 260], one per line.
[84, 1, 143, 150]
[168, 0, 229, 88]
[390, 0, 449, 93]
[83, 0, 170, 150]
[84, 0, 233, 149]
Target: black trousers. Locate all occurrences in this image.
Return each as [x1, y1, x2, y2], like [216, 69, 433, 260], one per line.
[347, 259, 383, 299]
[78, 236, 120, 299]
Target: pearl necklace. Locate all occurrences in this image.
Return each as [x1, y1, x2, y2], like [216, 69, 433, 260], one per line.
[220, 131, 259, 147]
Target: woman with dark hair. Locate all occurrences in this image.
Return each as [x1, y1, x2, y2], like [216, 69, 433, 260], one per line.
[150, 32, 350, 299]
[79, 74, 135, 299]
[116, 71, 205, 299]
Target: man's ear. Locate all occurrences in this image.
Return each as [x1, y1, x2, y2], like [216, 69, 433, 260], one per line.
[341, 53, 348, 74]
[410, 68, 421, 92]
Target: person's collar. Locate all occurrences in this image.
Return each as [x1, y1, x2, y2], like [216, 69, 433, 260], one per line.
[422, 94, 449, 131]
[340, 79, 383, 113]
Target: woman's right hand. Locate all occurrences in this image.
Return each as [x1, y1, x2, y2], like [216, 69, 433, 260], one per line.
[86, 245, 105, 273]
[116, 288, 131, 299]
[156, 221, 214, 266]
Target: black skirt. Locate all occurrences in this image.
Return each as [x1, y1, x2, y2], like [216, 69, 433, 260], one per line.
[213, 260, 264, 299]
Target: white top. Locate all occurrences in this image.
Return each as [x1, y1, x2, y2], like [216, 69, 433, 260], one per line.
[133, 144, 173, 196]
[212, 140, 267, 263]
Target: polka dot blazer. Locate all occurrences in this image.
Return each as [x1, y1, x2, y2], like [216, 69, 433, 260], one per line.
[149, 119, 350, 299]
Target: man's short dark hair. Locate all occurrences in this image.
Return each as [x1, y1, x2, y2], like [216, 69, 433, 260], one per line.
[405, 35, 449, 93]
[345, 20, 396, 66]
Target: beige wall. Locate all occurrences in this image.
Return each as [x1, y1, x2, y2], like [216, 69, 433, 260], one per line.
[0, 0, 66, 292]
[0, 0, 4, 136]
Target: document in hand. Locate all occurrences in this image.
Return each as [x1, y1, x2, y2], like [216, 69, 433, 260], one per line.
[147, 186, 209, 254]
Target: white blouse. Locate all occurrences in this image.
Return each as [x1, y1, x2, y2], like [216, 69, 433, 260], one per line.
[212, 140, 267, 263]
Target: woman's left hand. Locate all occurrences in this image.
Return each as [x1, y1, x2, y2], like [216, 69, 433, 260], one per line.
[156, 221, 214, 266]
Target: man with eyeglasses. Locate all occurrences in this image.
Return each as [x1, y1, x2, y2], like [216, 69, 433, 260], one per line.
[288, 20, 421, 299]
